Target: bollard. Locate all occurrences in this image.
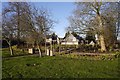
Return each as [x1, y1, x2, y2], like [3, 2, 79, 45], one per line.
[47, 49, 49, 56]
[50, 50, 53, 56]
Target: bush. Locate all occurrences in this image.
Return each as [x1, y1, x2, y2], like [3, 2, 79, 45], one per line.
[114, 52, 120, 58]
[59, 53, 118, 61]
[2, 46, 29, 58]
[77, 44, 100, 53]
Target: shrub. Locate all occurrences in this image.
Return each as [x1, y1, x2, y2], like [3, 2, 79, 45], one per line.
[114, 52, 120, 58]
[59, 53, 117, 61]
[77, 44, 100, 53]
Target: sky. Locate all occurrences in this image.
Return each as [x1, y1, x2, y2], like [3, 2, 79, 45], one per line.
[1, 2, 75, 38]
[1, 1, 120, 39]
[33, 2, 75, 38]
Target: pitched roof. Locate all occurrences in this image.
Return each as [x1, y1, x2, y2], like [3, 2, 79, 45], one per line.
[46, 34, 58, 40]
[72, 33, 84, 41]
[63, 32, 84, 42]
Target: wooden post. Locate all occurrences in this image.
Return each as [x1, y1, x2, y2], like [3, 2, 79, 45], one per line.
[59, 41, 61, 54]
[50, 41, 53, 56]
[45, 36, 47, 55]
[47, 49, 49, 56]
[53, 40, 54, 55]
[50, 50, 53, 56]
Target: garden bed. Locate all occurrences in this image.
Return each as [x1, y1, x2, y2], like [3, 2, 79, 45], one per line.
[58, 52, 120, 60]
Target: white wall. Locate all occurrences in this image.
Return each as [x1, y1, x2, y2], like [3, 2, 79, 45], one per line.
[61, 41, 78, 45]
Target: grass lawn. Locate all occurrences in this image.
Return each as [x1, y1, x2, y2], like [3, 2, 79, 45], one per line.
[2, 55, 119, 78]
[1, 47, 29, 58]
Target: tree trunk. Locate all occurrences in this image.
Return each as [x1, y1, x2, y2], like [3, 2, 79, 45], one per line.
[6, 40, 13, 56]
[9, 45, 13, 56]
[97, 14, 107, 52]
[59, 42, 61, 54]
[50, 42, 53, 56]
[45, 37, 47, 55]
[32, 43, 35, 48]
[37, 44, 42, 57]
[99, 34, 106, 52]
[17, 3, 20, 42]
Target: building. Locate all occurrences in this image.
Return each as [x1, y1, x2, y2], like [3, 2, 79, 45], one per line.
[46, 32, 85, 46]
[45, 33, 59, 44]
[61, 32, 79, 45]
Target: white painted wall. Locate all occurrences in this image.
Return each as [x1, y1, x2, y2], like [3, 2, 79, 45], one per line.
[61, 41, 78, 45]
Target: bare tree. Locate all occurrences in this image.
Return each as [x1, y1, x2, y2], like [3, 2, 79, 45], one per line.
[67, 2, 118, 52]
[2, 2, 33, 45]
[2, 2, 36, 55]
[2, 15, 15, 55]
[2, 2, 54, 56]
[27, 7, 54, 57]
[116, 2, 120, 39]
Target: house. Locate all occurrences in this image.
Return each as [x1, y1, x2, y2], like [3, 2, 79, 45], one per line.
[46, 37, 52, 43]
[61, 32, 79, 45]
[46, 32, 85, 46]
[85, 33, 97, 45]
[45, 33, 59, 44]
[89, 41, 95, 46]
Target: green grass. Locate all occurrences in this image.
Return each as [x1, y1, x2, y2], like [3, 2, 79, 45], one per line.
[2, 48, 120, 78]
[2, 55, 119, 78]
[2, 47, 29, 58]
